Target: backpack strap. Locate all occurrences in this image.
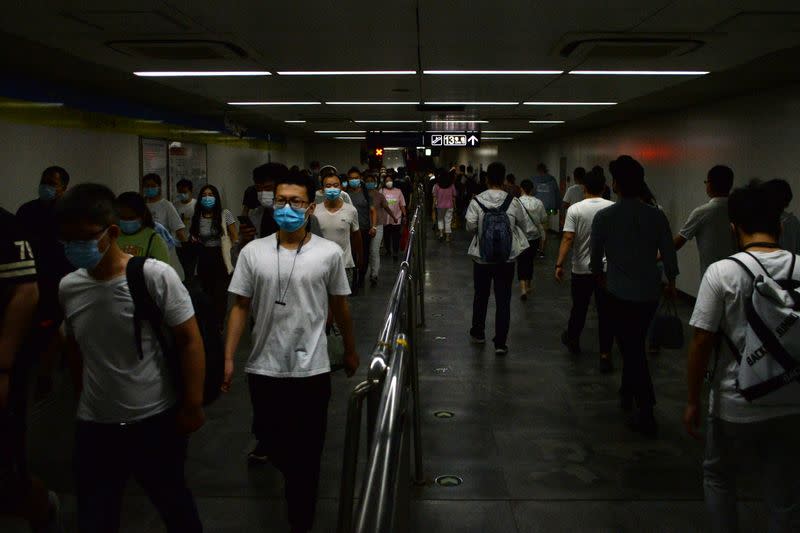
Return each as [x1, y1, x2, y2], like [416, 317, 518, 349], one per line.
[473, 198, 489, 213]
[125, 256, 168, 360]
[500, 193, 514, 212]
[725, 256, 755, 280]
[144, 231, 156, 258]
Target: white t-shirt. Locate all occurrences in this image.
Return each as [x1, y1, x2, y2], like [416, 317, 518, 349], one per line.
[314, 202, 360, 268]
[59, 259, 195, 423]
[228, 234, 351, 378]
[563, 197, 615, 274]
[563, 184, 584, 206]
[690, 250, 800, 423]
[147, 198, 185, 235]
[174, 198, 196, 229]
[518, 195, 547, 240]
[198, 209, 236, 247]
[679, 197, 736, 277]
[315, 190, 352, 205]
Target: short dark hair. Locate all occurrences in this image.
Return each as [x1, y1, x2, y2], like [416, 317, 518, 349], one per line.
[487, 162, 506, 186]
[506, 173, 516, 184]
[764, 179, 793, 210]
[347, 166, 361, 176]
[142, 173, 162, 186]
[42, 165, 70, 187]
[176, 179, 193, 191]
[253, 162, 288, 184]
[536, 163, 548, 174]
[583, 170, 605, 195]
[115, 191, 155, 228]
[319, 166, 339, 179]
[591, 165, 605, 178]
[609, 155, 644, 198]
[573, 167, 586, 183]
[57, 183, 118, 228]
[707, 165, 734, 195]
[729, 180, 781, 237]
[459, 165, 466, 172]
[520, 179, 534, 195]
[276, 169, 317, 203]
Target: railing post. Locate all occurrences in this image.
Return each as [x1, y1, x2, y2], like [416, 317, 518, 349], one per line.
[416, 215, 426, 328]
[406, 233, 425, 485]
[337, 380, 373, 533]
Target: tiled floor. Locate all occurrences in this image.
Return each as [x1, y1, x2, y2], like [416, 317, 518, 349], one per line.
[5, 228, 768, 532]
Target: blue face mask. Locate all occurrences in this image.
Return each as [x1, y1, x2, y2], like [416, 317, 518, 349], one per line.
[366, 182, 377, 190]
[38, 184, 57, 201]
[63, 229, 109, 270]
[349, 179, 362, 188]
[143, 187, 160, 198]
[176, 192, 190, 202]
[324, 187, 342, 201]
[119, 219, 142, 235]
[200, 196, 216, 209]
[273, 205, 307, 233]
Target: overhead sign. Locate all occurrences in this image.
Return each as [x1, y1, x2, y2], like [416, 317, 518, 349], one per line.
[424, 132, 481, 148]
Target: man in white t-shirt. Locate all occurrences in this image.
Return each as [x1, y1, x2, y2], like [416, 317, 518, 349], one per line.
[143, 173, 187, 280]
[560, 166, 586, 227]
[223, 171, 358, 533]
[685, 181, 800, 532]
[674, 165, 737, 279]
[556, 169, 615, 371]
[764, 179, 800, 254]
[173, 178, 197, 281]
[57, 184, 205, 533]
[315, 171, 362, 287]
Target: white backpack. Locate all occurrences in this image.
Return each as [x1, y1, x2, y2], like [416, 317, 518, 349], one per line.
[723, 250, 800, 403]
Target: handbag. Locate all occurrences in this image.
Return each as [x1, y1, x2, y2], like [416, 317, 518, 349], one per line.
[327, 324, 345, 371]
[220, 218, 234, 275]
[652, 299, 684, 350]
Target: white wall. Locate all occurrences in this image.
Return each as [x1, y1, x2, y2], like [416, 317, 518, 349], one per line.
[0, 118, 306, 214]
[304, 141, 363, 172]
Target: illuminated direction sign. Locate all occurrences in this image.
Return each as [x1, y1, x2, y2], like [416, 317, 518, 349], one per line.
[425, 132, 481, 148]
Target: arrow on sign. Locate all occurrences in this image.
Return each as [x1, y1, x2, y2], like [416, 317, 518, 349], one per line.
[467, 135, 479, 146]
[431, 135, 442, 146]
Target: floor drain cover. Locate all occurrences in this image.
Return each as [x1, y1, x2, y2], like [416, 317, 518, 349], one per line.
[434, 336, 447, 340]
[433, 367, 450, 374]
[433, 411, 455, 419]
[435, 475, 463, 487]
[433, 313, 444, 318]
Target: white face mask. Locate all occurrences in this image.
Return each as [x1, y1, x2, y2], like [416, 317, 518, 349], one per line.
[385, 181, 394, 189]
[258, 190, 275, 207]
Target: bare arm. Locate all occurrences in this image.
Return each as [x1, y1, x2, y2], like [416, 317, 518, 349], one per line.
[330, 295, 359, 377]
[684, 328, 716, 440]
[176, 228, 187, 243]
[351, 229, 364, 269]
[0, 281, 38, 408]
[227, 223, 239, 244]
[555, 232, 575, 282]
[171, 316, 206, 433]
[63, 335, 83, 398]
[222, 295, 251, 392]
[674, 234, 687, 251]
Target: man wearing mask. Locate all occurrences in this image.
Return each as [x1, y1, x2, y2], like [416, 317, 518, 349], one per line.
[223, 170, 358, 533]
[174, 179, 197, 282]
[142, 173, 187, 280]
[316, 172, 362, 288]
[346, 167, 375, 291]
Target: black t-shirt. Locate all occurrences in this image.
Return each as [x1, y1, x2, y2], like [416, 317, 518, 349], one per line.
[15, 198, 74, 323]
[242, 185, 260, 210]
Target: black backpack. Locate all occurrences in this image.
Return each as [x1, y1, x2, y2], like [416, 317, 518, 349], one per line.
[126, 256, 224, 406]
[474, 194, 515, 263]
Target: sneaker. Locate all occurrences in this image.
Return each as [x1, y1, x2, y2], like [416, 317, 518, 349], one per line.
[470, 332, 486, 344]
[599, 356, 613, 374]
[560, 331, 581, 355]
[248, 442, 270, 464]
[537, 250, 546, 259]
[45, 491, 63, 533]
[495, 346, 509, 356]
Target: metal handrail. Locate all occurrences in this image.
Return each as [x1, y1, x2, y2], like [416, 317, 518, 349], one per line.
[338, 184, 426, 533]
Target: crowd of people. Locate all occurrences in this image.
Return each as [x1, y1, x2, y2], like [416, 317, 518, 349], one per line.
[0, 162, 413, 533]
[3, 153, 800, 531]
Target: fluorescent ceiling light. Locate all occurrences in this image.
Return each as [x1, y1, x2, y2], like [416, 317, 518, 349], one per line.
[327, 101, 419, 105]
[424, 70, 562, 75]
[277, 70, 416, 75]
[284, 120, 307, 123]
[425, 130, 480, 133]
[425, 101, 518, 106]
[334, 136, 366, 140]
[384, 147, 404, 151]
[355, 120, 422, 123]
[374, 130, 418, 133]
[483, 137, 514, 140]
[529, 120, 565, 124]
[569, 70, 709, 75]
[426, 120, 489, 124]
[483, 130, 533, 134]
[315, 130, 367, 134]
[229, 101, 321, 105]
[175, 130, 221, 134]
[135, 119, 164, 124]
[135, 71, 270, 77]
[0, 101, 64, 108]
[524, 101, 617, 106]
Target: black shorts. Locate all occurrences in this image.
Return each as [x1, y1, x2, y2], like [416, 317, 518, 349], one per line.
[0, 411, 30, 510]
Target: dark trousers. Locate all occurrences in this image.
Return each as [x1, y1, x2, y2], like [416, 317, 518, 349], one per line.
[248, 373, 331, 532]
[197, 246, 230, 330]
[74, 409, 202, 533]
[471, 261, 515, 347]
[354, 228, 372, 288]
[608, 294, 659, 412]
[176, 245, 199, 284]
[384, 224, 402, 257]
[567, 273, 613, 353]
[516, 239, 540, 281]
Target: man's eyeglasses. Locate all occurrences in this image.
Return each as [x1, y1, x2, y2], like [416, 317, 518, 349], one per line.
[274, 198, 309, 209]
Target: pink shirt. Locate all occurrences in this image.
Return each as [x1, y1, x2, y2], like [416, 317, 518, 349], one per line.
[433, 184, 457, 209]
[381, 188, 406, 226]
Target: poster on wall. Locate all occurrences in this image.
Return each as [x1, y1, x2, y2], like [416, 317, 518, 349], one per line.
[140, 137, 168, 192]
[168, 141, 207, 200]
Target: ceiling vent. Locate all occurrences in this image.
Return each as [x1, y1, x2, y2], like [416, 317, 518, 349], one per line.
[713, 11, 800, 32]
[107, 40, 249, 60]
[557, 34, 705, 60]
[61, 10, 193, 32]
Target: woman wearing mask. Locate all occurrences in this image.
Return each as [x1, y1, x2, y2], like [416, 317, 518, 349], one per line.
[432, 170, 457, 242]
[365, 172, 394, 286]
[190, 185, 238, 330]
[346, 167, 375, 291]
[381, 175, 406, 261]
[115, 191, 171, 264]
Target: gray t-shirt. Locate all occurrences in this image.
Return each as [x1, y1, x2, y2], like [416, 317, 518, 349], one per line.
[679, 197, 736, 277]
[198, 209, 235, 247]
[349, 189, 372, 230]
[563, 184, 584, 206]
[60, 259, 195, 423]
[228, 234, 351, 378]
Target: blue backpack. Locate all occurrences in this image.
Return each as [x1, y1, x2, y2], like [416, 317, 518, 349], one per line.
[474, 194, 515, 263]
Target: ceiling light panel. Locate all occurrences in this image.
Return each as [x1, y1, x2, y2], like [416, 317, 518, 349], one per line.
[482, 137, 515, 140]
[284, 120, 307, 123]
[523, 101, 617, 106]
[426, 120, 489, 123]
[229, 101, 322, 105]
[355, 120, 423, 123]
[529, 120, 565, 123]
[277, 70, 416, 75]
[482, 130, 533, 133]
[425, 101, 519, 106]
[424, 70, 562, 75]
[135, 71, 271, 77]
[326, 101, 419, 105]
[569, 70, 709, 75]
[335, 137, 366, 140]
[315, 130, 367, 133]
